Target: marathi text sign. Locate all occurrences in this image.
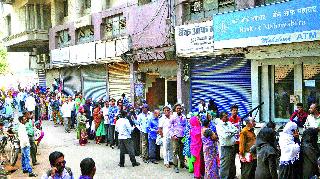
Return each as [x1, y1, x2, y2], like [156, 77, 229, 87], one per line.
[175, 21, 214, 56]
[213, 0, 320, 49]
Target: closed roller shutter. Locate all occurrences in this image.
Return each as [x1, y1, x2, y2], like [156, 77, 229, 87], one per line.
[82, 65, 107, 101]
[61, 67, 81, 96]
[191, 57, 252, 117]
[108, 63, 130, 101]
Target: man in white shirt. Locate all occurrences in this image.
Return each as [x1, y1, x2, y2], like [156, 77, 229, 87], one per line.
[25, 94, 36, 113]
[61, 99, 72, 133]
[305, 103, 320, 128]
[115, 110, 140, 167]
[158, 105, 173, 168]
[216, 111, 238, 179]
[102, 101, 110, 146]
[68, 96, 76, 129]
[304, 103, 320, 147]
[18, 116, 37, 177]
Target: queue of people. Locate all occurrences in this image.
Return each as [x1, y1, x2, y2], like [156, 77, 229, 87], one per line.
[3, 85, 320, 179]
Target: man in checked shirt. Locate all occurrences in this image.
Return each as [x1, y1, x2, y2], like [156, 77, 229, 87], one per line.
[168, 104, 187, 173]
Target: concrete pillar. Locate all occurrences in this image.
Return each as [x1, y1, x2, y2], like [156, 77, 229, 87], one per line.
[251, 60, 260, 121]
[174, 0, 184, 26]
[25, 5, 29, 30]
[261, 65, 270, 122]
[270, 65, 275, 121]
[294, 62, 303, 106]
[177, 58, 183, 104]
[130, 61, 138, 106]
[165, 79, 168, 105]
[105, 64, 109, 100]
[40, 4, 44, 29]
[34, 3, 38, 29]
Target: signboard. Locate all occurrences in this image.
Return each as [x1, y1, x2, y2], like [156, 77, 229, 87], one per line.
[304, 80, 316, 87]
[51, 48, 70, 64]
[213, 0, 320, 49]
[175, 21, 214, 56]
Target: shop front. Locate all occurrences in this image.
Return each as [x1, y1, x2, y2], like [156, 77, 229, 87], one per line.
[175, 21, 252, 115]
[213, 0, 320, 122]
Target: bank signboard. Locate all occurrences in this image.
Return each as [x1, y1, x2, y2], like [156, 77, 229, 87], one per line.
[175, 21, 214, 57]
[213, 0, 320, 49]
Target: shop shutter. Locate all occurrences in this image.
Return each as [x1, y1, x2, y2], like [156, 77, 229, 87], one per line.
[191, 57, 252, 117]
[108, 63, 130, 101]
[82, 65, 107, 101]
[60, 67, 81, 96]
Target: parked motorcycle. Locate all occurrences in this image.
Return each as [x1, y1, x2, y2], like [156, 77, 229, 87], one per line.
[0, 120, 20, 166]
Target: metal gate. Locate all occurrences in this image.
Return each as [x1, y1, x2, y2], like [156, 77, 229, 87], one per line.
[190, 57, 252, 117]
[108, 63, 130, 101]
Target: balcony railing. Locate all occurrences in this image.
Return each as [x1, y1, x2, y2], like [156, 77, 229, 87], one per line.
[50, 36, 131, 67]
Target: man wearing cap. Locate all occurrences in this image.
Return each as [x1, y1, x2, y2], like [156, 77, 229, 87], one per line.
[168, 104, 187, 173]
[137, 104, 153, 163]
[158, 105, 173, 168]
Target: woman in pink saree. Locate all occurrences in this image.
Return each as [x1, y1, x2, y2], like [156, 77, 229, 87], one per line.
[190, 116, 204, 179]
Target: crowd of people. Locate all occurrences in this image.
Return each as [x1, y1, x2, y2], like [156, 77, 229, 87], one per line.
[2, 84, 320, 179]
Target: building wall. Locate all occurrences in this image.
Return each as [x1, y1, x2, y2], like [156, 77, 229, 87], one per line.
[127, 0, 170, 49]
[91, 0, 170, 49]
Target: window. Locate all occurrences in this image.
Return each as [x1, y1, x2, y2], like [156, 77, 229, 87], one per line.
[83, 0, 91, 9]
[22, 4, 51, 30]
[76, 26, 94, 44]
[303, 65, 320, 109]
[274, 65, 294, 119]
[57, 30, 71, 48]
[103, 14, 126, 39]
[256, 0, 283, 5]
[63, 0, 68, 17]
[138, 0, 151, 5]
[185, 0, 235, 21]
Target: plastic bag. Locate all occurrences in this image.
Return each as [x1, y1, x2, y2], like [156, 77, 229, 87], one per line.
[156, 134, 163, 146]
[86, 122, 90, 129]
[90, 122, 95, 132]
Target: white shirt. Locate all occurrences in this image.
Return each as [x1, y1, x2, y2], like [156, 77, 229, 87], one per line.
[115, 118, 133, 139]
[305, 114, 320, 128]
[68, 100, 75, 111]
[216, 120, 238, 146]
[159, 114, 171, 137]
[25, 96, 36, 112]
[18, 123, 30, 148]
[102, 107, 109, 124]
[61, 102, 72, 118]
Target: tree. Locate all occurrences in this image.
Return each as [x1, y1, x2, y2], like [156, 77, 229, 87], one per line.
[0, 46, 8, 74]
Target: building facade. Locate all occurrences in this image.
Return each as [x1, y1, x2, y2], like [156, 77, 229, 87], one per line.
[213, 0, 320, 122]
[174, 0, 261, 115]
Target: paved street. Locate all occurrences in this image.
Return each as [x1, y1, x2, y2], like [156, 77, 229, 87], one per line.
[9, 120, 194, 179]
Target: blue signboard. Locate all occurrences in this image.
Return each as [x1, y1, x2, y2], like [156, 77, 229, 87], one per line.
[213, 0, 320, 49]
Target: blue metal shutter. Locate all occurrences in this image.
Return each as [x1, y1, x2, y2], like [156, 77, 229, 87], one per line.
[191, 57, 252, 117]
